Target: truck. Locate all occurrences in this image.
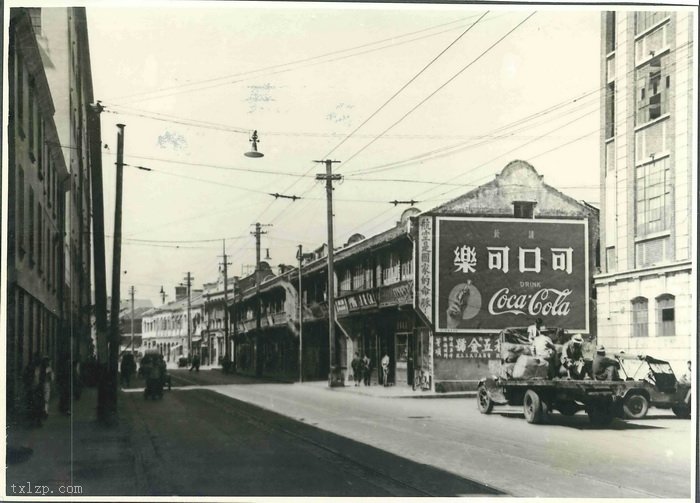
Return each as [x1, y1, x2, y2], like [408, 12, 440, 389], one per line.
[476, 327, 631, 426]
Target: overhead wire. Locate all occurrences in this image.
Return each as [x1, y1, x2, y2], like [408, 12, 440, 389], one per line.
[338, 12, 537, 170]
[256, 11, 494, 239]
[106, 13, 499, 105]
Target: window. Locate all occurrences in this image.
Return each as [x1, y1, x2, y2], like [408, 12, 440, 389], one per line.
[27, 8, 42, 35]
[16, 50, 24, 135]
[340, 269, 351, 293]
[37, 204, 43, 273]
[38, 120, 44, 179]
[635, 11, 670, 35]
[605, 82, 615, 138]
[605, 12, 616, 53]
[382, 252, 401, 285]
[635, 236, 670, 268]
[18, 166, 25, 255]
[635, 157, 671, 236]
[635, 121, 668, 164]
[28, 188, 35, 265]
[605, 247, 616, 272]
[656, 294, 675, 337]
[635, 54, 670, 124]
[401, 255, 413, 281]
[28, 80, 35, 160]
[631, 297, 648, 337]
[513, 201, 536, 219]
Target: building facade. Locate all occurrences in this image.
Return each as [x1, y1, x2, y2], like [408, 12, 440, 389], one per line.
[6, 8, 96, 420]
[141, 289, 205, 363]
[596, 11, 695, 374]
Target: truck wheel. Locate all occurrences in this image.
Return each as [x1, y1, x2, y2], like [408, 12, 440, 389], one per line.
[477, 386, 494, 414]
[523, 389, 544, 424]
[556, 400, 579, 416]
[623, 394, 649, 419]
[587, 403, 614, 426]
[672, 401, 691, 419]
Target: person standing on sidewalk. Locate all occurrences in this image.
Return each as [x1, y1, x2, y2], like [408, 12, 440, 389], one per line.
[351, 352, 362, 386]
[381, 353, 390, 387]
[38, 356, 53, 419]
[362, 354, 371, 386]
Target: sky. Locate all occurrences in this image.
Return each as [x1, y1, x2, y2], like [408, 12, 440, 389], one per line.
[83, 2, 609, 306]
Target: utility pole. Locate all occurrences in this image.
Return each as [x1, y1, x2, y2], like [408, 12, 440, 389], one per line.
[184, 272, 193, 358]
[221, 240, 231, 371]
[251, 223, 270, 377]
[231, 276, 239, 372]
[87, 103, 110, 423]
[106, 123, 126, 424]
[130, 285, 135, 355]
[297, 244, 303, 383]
[315, 159, 341, 387]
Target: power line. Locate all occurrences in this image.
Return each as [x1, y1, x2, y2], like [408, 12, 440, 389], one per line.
[105, 14, 493, 105]
[257, 12, 492, 234]
[339, 12, 537, 170]
[323, 11, 489, 160]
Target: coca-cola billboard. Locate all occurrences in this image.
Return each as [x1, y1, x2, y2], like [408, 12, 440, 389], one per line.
[435, 217, 589, 333]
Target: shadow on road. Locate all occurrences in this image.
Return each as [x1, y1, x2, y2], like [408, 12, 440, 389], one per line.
[496, 412, 665, 430]
[127, 387, 505, 497]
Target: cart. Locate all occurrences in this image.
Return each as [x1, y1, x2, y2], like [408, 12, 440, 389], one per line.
[476, 327, 630, 426]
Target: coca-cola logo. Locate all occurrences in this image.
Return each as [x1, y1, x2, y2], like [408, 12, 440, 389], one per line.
[488, 287, 572, 317]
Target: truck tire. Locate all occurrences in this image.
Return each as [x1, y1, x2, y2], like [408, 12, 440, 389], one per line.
[587, 402, 615, 426]
[672, 400, 691, 419]
[623, 393, 649, 419]
[523, 389, 544, 424]
[556, 400, 579, 416]
[477, 386, 494, 414]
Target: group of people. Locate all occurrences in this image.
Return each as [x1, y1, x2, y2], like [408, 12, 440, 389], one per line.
[528, 318, 622, 381]
[351, 352, 392, 387]
[21, 354, 78, 426]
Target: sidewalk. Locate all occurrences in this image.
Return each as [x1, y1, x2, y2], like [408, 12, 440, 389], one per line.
[5, 387, 146, 497]
[301, 380, 476, 399]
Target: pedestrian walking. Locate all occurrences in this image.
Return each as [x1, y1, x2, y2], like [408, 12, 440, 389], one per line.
[351, 352, 362, 386]
[362, 354, 371, 386]
[381, 352, 390, 387]
[190, 354, 200, 372]
[39, 356, 53, 419]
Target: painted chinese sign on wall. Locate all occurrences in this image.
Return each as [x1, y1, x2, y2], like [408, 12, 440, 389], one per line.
[416, 216, 433, 323]
[435, 217, 589, 333]
[433, 335, 499, 359]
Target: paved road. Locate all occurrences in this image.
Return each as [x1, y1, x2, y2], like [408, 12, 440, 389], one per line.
[165, 369, 692, 498]
[125, 372, 499, 496]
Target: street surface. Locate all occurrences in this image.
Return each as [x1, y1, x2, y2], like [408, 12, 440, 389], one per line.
[124, 372, 499, 496]
[158, 369, 692, 498]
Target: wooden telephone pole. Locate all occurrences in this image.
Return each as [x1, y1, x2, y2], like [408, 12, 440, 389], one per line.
[315, 160, 341, 387]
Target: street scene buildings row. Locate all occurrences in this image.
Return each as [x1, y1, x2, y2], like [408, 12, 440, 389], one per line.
[6, 8, 97, 419]
[5, 8, 695, 409]
[132, 11, 696, 391]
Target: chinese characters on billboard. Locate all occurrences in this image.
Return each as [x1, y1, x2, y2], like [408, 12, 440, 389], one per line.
[435, 217, 589, 333]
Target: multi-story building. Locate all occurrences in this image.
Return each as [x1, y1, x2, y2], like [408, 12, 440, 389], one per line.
[6, 7, 96, 420]
[596, 10, 695, 373]
[141, 288, 205, 363]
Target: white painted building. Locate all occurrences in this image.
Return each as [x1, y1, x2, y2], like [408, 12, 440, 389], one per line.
[595, 10, 695, 374]
[141, 290, 205, 362]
